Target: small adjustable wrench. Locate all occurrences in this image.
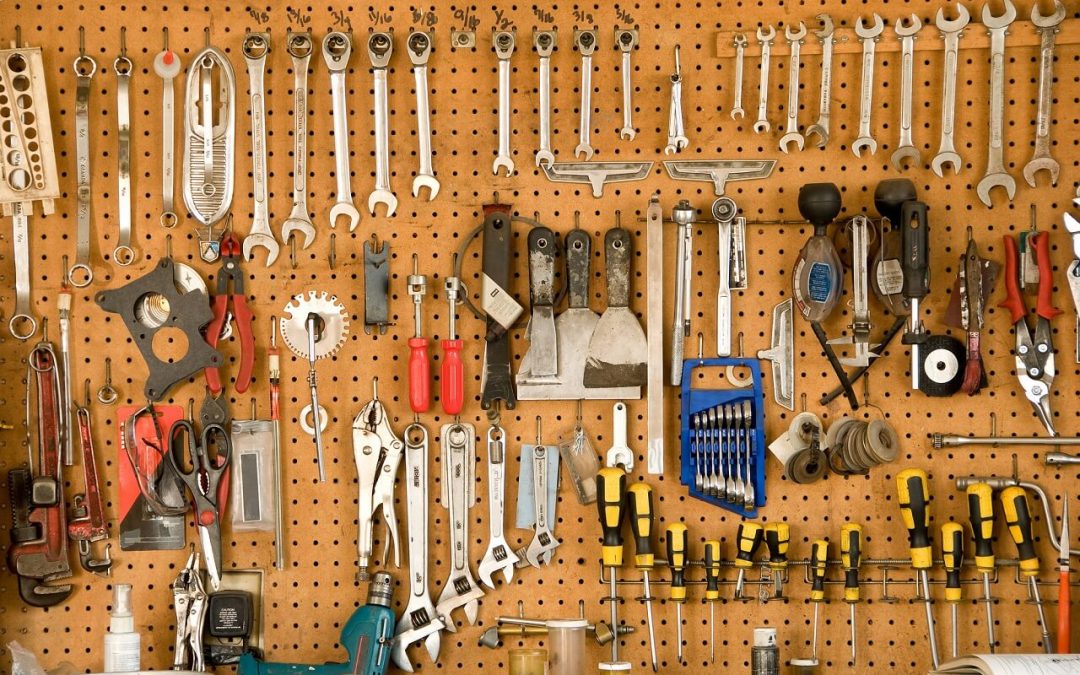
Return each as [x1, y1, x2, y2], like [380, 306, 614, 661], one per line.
[368, 32, 397, 217]
[890, 15, 923, 171]
[976, 0, 1017, 206]
[616, 28, 638, 139]
[1023, 1, 1065, 188]
[665, 45, 688, 153]
[534, 30, 556, 167]
[852, 14, 884, 157]
[241, 32, 280, 265]
[574, 29, 598, 159]
[730, 33, 747, 120]
[804, 15, 834, 147]
[281, 31, 316, 249]
[408, 31, 440, 199]
[493, 31, 516, 176]
[436, 422, 484, 630]
[323, 32, 361, 231]
[525, 444, 561, 567]
[479, 425, 518, 588]
[931, 6, 970, 177]
[753, 26, 775, 134]
[779, 22, 807, 153]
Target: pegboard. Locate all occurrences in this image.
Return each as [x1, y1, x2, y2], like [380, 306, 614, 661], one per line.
[0, 1, 1078, 674]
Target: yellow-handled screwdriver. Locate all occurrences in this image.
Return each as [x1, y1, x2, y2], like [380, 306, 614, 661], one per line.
[596, 468, 631, 671]
[764, 522, 790, 598]
[666, 523, 688, 664]
[734, 521, 764, 599]
[704, 540, 721, 663]
[841, 523, 862, 665]
[942, 522, 964, 659]
[1001, 485, 1053, 653]
[896, 468, 940, 669]
[628, 482, 659, 672]
[965, 482, 997, 652]
[809, 538, 829, 664]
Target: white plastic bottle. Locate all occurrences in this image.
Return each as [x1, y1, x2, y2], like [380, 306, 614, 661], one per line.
[103, 583, 141, 672]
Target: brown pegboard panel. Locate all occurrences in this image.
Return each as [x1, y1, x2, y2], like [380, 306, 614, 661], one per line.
[0, 1, 1078, 674]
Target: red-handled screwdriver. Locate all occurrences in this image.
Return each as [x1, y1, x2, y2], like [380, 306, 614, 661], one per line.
[442, 255, 464, 416]
[407, 254, 430, 414]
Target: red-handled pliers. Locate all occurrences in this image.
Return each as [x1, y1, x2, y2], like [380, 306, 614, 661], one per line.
[204, 234, 255, 394]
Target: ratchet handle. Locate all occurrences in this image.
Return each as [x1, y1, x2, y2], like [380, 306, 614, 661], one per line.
[408, 336, 430, 413]
[441, 338, 464, 415]
[901, 199, 930, 300]
[1034, 232, 1063, 321]
[998, 236, 1026, 324]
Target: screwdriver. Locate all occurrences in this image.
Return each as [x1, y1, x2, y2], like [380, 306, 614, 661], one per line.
[764, 522, 790, 598]
[840, 523, 862, 665]
[442, 256, 464, 416]
[1001, 485, 1053, 653]
[965, 482, 997, 653]
[666, 523, 688, 664]
[809, 538, 828, 664]
[942, 522, 964, 659]
[407, 254, 430, 414]
[596, 468, 630, 671]
[627, 482, 659, 672]
[734, 521, 763, 599]
[704, 539, 721, 663]
[896, 468, 940, 669]
[1058, 493, 1070, 654]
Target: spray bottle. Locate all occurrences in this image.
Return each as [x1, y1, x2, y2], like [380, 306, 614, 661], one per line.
[103, 583, 141, 672]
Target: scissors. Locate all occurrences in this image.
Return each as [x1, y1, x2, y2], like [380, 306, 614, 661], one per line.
[167, 419, 231, 590]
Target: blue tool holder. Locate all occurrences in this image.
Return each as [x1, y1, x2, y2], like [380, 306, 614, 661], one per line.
[679, 357, 766, 518]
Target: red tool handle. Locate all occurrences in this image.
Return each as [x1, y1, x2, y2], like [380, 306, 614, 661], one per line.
[998, 236, 1025, 324]
[230, 295, 256, 393]
[1034, 232, 1063, 322]
[1060, 565, 1072, 654]
[203, 295, 229, 395]
[408, 336, 430, 413]
[441, 338, 464, 416]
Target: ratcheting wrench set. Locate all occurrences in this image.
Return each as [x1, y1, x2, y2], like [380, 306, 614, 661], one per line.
[2, 5, 1080, 675]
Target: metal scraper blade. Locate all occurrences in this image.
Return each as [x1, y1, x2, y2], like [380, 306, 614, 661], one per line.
[757, 299, 795, 410]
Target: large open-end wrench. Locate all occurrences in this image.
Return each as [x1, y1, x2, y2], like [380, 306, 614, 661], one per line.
[323, 32, 361, 231]
[241, 33, 280, 265]
[852, 14, 884, 157]
[753, 26, 775, 134]
[665, 45, 689, 153]
[368, 32, 398, 217]
[574, 29, 597, 159]
[1023, 1, 1065, 188]
[534, 30, 556, 167]
[479, 425, 518, 588]
[493, 31, 516, 176]
[976, 0, 1017, 206]
[281, 31, 316, 249]
[891, 15, 923, 171]
[931, 6, 970, 177]
[408, 31, 440, 199]
[804, 15, 834, 148]
[616, 28, 638, 139]
[730, 34, 747, 120]
[436, 422, 484, 630]
[779, 22, 806, 153]
[525, 444, 561, 567]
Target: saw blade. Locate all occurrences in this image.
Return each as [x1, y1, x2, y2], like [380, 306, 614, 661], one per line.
[280, 290, 350, 359]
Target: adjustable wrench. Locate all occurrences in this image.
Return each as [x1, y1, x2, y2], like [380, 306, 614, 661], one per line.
[891, 15, 923, 171]
[323, 32, 361, 231]
[281, 31, 316, 249]
[605, 401, 634, 472]
[931, 6, 970, 177]
[1023, 1, 1065, 188]
[533, 30, 556, 167]
[574, 29, 598, 160]
[730, 33, 747, 120]
[665, 45, 688, 153]
[436, 422, 484, 629]
[408, 31, 440, 199]
[368, 32, 398, 217]
[852, 14, 884, 157]
[753, 26, 775, 134]
[779, 22, 807, 153]
[479, 425, 518, 588]
[804, 15, 834, 147]
[241, 32, 280, 265]
[493, 31, 516, 176]
[976, 0, 1017, 207]
[616, 28, 638, 139]
[524, 443, 561, 567]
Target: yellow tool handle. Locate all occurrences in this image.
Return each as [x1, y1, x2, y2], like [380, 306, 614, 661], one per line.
[1001, 486, 1040, 577]
[734, 521, 763, 570]
[627, 482, 655, 569]
[841, 523, 862, 603]
[596, 468, 626, 568]
[704, 539, 721, 601]
[896, 468, 933, 570]
[810, 539, 828, 602]
[666, 523, 688, 603]
[764, 522, 790, 571]
[942, 522, 964, 603]
[965, 483, 996, 573]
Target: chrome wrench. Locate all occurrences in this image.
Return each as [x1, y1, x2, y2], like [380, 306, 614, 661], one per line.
[408, 31, 440, 199]
[665, 45, 688, 153]
[931, 5, 970, 177]
[323, 32, 361, 231]
[479, 425, 519, 588]
[730, 34, 747, 120]
[436, 422, 484, 629]
[779, 22, 807, 153]
[534, 30, 556, 167]
[525, 443, 560, 567]
[282, 31, 316, 249]
[852, 14, 884, 157]
[352, 422, 383, 581]
[804, 15, 834, 148]
[976, 0, 1017, 207]
[1023, 1, 1065, 188]
[670, 201, 694, 385]
[368, 32, 397, 217]
[113, 37, 136, 266]
[153, 29, 181, 229]
[493, 31, 516, 176]
[753, 26, 775, 134]
[71, 43, 96, 287]
[360, 381, 404, 569]
[605, 401, 634, 472]
[241, 32, 280, 265]
[714, 197, 738, 356]
[9, 201, 36, 339]
[574, 29, 597, 160]
[891, 15, 923, 170]
[616, 28, 638, 139]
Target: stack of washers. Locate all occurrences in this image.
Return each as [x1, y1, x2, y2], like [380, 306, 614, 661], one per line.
[825, 417, 899, 475]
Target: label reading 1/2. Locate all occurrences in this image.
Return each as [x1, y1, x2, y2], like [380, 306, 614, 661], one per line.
[876, 258, 905, 295]
[807, 262, 835, 303]
[493, 7, 514, 30]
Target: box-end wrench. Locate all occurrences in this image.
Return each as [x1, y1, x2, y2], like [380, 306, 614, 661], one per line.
[153, 30, 181, 229]
[931, 6, 970, 177]
[852, 14, 884, 157]
[493, 31, 516, 176]
[408, 31, 440, 200]
[616, 28, 638, 139]
[241, 32, 280, 266]
[665, 45, 689, 153]
[322, 32, 361, 231]
[281, 31, 316, 250]
[437, 422, 484, 629]
[113, 39, 136, 267]
[71, 45, 97, 288]
[804, 15, 834, 148]
[525, 444, 561, 567]
[479, 425, 519, 588]
[534, 30, 556, 167]
[730, 33, 747, 120]
[368, 32, 398, 217]
[1023, 1, 1065, 188]
[574, 29, 597, 160]
[890, 15, 923, 171]
[714, 197, 739, 356]
[976, 0, 1017, 207]
[753, 26, 775, 134]
[8, 201, 36, 340]
[779, 22, 807, 153]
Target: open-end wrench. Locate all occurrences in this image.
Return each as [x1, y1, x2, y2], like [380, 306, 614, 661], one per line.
[437, 422, 484, 630]
[804, 15, 834, 148]
[241, 32, 280, 265]
[367, 32, 398, 217]
[605, 401, 634, 472]
[1023, 0, 1065, 188]
[976, 0, 1017, 207]
[479, 425, 518, 588]
[525, 444, 561, 567]
[931, 6, 970, 177]
[730, 34, 747, 120]
[281, 31, 316, 249]
[779, 22, 807, 153]
[574, 29, 597, 159]
[665, 45, 689, 153]
[534, 30, 556, 167]
[616, 28, 638, 139]
[323, 32, 361, 231]
[408, 31, 440, 199]
[493, 31, 516, 176]
[852, 14, 884, 157]
[890, 15, 923, 171]
[753, 26, 775, 134]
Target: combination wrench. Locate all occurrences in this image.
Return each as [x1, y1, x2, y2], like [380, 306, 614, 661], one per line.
[322, 32, 361, 231]
[665, 45, 688, 153]
[852, 13, 884, 157]
[153, 29, 181, 229]
[804, 15, 834, 148]
[408, 31, 440, 199]
[533, 30, 556, 167]
[753, 26, 775, 134]
[113, 33, 136, 266]
[241, 32, 280, 265]
[368, 32, 398, 217]
[779, 22, 807, 153]
[616, 28, 638, 139]
[71, 39, 96, 288]
[493, 31, 516, 176]
[436, 422, 484, 629]
[975, 0, 1017, 207]
[478, 425, 519, 588]
[931, 5, 970, 177]
[574, 29, 598, 160]
[281, 31, 316, 250]
[1023, 0, 1065, 188]
[730, 33, 747, 120]
[890, 15, 923, 171]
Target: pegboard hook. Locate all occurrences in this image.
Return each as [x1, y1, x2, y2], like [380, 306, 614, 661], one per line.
[15, 26, 21, 49]
[990, 412, 998, 438]
[535, 416, 543, 445]
[79, 27, 86, 57]
[204, 27, 211, 48]
[573, 211, 581, 230]
[119, 27, 127, 58]
[163, 27, 169, 51]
